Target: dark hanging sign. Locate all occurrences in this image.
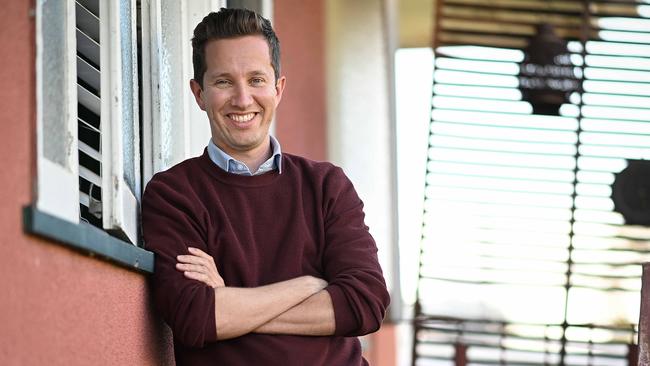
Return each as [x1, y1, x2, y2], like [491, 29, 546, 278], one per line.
[519, 24, 581, 116]
[612, 159, 650, 226]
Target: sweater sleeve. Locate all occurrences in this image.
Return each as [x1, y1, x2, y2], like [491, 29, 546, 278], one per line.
[322, 167, 391, 336]
[141, 175, 217, 348]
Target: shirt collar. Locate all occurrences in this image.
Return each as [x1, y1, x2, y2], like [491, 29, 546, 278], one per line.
[207, 136, 283, 176]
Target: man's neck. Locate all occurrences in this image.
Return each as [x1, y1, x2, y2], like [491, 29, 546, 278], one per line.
[220, 138, 272, 173]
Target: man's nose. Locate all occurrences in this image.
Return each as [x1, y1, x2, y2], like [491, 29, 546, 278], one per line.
[230, 85, 254, 108]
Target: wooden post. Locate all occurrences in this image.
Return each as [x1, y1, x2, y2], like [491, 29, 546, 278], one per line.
[454, 343, 467, 366]
[638, 263, 650, 365]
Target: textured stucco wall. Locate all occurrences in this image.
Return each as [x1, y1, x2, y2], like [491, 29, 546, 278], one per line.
[0, 1, 173, 365]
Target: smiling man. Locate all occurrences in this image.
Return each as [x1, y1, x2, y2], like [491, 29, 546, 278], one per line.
[142, 8, 389, 366]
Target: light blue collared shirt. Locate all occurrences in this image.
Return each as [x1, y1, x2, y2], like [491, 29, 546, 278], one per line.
[207, 136, 283, 176]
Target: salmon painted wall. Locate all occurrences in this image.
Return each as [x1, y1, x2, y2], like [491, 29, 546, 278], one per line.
[274, 2, 398, 365]
[273, 0, 327, 161]
[0, 1, 173, 365]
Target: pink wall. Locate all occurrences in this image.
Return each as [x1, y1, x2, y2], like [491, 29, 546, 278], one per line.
[274, 0, 327, 161]
[274, 3, 397, 365]
[0, 1, 393, 363]
[0, 1, 173, 364]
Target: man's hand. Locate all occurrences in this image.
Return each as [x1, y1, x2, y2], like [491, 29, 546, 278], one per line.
[176, 247, 225, 288]
[175, 247, 333, 339]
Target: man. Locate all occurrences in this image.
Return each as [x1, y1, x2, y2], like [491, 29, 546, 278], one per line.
[142, 8, 390, 365]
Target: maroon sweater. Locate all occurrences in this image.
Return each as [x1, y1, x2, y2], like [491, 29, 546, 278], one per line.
[142, 149, 390, 365]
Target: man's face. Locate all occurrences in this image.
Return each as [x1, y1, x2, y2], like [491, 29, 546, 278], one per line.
[190, 35, 285, 158]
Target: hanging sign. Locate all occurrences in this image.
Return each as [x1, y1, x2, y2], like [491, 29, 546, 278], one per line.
[519, 23, 581, 116]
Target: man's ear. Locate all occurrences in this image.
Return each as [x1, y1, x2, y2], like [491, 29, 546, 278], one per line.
[274, 76, 286, 106]
[189, 79, 206, 111]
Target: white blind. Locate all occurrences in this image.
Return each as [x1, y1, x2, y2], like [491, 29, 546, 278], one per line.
[414, 0, 650, 364]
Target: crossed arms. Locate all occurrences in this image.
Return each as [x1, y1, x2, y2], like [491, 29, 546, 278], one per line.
[176, 247, 335, 340]
[142, 166, 389, 348]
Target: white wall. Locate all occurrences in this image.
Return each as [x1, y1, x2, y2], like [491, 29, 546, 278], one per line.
[325, 0, 400, 318]
[395, 48, 433, 307]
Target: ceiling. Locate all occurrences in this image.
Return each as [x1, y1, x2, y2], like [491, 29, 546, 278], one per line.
[398, 0, 435, 48]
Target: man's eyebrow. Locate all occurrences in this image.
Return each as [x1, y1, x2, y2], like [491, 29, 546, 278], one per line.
[205, 70, 270, 80]
[206, 72, 231, 80]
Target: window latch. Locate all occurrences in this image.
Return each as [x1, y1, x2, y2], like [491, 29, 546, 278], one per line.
[88, 183, 102, 219]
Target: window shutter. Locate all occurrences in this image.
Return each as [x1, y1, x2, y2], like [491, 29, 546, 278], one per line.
[99, 0, 140, 245]
[74, 0, 140, 244]
[76, 0, 103, 228]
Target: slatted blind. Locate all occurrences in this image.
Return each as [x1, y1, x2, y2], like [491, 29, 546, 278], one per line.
[76, 0, 103, 227]
[413, 0, 650, 365]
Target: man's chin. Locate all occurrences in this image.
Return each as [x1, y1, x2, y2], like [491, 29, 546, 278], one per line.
[230, 138, 269, 153]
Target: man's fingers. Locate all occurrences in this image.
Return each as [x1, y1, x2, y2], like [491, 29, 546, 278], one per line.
[188, 246, 210, 259]
[177, 262, 219, 279]
[182, 249, 221, 273]
[176, 263, 207, 273]
[183, 271, 214, 287]
[178, 252, 215, 269]
[177, 254, 210, 266]
[177, 249, 223, 288]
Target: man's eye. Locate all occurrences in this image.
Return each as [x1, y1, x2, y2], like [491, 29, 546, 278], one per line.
[250, 78, 265, 86]
[215, 80, 231, 87]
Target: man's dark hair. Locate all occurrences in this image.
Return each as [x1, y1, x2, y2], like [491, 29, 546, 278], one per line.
[191, 8, 281, 88]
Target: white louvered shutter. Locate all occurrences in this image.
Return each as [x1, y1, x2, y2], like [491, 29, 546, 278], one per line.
[76, 0, 103, 227]
[76, 0, 140, 245]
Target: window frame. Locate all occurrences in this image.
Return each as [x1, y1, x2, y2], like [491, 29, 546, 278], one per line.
[29, 0, 226, 272]
[30, 0, 151, 272]
[35, 0, 80, 225]
[140, 0, 226, 184]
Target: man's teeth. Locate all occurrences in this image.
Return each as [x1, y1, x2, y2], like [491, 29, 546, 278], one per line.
[229, 113, 255, 122]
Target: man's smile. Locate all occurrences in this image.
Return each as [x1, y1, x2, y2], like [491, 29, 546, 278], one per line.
[227, 112, 257, 123]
